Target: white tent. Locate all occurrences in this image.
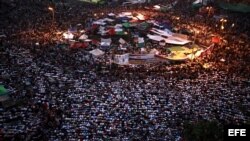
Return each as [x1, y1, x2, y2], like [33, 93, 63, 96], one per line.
[193, 0, 202, 4]
[108, 13, 115, 16]
[63, 32, 74, 39]
[89, 49, 104, 56]
[101, 38, 112, 46]
[147, 34, 165, 42]
[79, 34, 88, 40]
[93, 19, 106, 25]
[151, 28, 172, 37]
[103, 18, 115, 22]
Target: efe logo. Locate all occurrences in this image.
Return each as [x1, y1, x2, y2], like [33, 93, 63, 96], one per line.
[228, 129, 246, 136]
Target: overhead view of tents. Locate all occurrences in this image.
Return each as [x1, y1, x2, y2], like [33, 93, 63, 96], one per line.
[58, 10, 207, 64]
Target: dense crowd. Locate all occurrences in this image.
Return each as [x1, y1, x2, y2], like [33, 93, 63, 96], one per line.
[0, 0, 249, 140]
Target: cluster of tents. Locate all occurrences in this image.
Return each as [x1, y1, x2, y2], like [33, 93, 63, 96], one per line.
[58, 11, 213, 63]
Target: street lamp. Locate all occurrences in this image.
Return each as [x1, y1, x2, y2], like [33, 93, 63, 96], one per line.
[220, 18, 227, 30]
[206, 6, 212, 16]
[48, 6, 55, 24]
[191, 30, 199, 61]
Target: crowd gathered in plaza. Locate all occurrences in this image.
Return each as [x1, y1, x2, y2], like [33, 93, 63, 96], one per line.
[0, 0, 249, 140]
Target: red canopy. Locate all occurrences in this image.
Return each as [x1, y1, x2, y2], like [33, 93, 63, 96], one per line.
[212, 36, 220, 44]
[70, 42, 88, 48]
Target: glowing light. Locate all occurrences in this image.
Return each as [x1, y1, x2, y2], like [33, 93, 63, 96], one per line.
[220, 18, 227, 23]
[48, 7, 54, 11]
[203, 63, 212, 69]
[154, 5, 161, 10]
[231, 23, 235, 27]
[221, 25, 224, 30]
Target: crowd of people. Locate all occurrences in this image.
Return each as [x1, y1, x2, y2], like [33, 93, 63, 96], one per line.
[0, 0, 249, 140]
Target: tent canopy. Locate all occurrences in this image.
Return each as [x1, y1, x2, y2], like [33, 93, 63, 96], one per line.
[89, 49, 104, 56]
[0, 85, 8, 96]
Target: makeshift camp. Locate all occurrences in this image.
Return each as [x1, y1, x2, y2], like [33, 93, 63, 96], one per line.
[89, 49, 104, 56]
[147, 34, 166, 42]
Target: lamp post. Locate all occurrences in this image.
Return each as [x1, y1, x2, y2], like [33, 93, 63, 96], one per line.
[192, 30, 199, 61]
[48, 7, 55, 25]
[206, 6, 212, 17]
[220, 18, 227, 30]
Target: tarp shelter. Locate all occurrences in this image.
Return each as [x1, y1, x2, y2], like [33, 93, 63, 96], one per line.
[123, 22, 131, 28]
[103, 18, 115, 22]
[0, 85, 7, 96]
[108, 13, 115, 17]
[70, 42, 88, 48]
[89, 49, 104, 56]
[147, 34, 166, 41]
[93, 20, 106, 25]
[151, 28, 173, 37]
[79, 34, 88, 40]
[101, 38, 112, 46]
[192, 0, 203, 8]
[63, 32, 74, 39]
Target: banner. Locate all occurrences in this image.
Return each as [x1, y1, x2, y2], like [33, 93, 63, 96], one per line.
[114, 54, 129, 65]
[130, 54, 154, 60]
